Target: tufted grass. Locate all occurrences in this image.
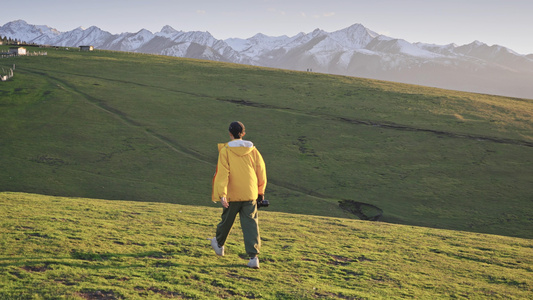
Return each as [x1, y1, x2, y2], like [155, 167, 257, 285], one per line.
[1, 192, 532, 299]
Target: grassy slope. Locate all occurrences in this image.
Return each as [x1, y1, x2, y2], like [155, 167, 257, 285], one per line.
[0, 46, 532, 239]
[1, 192, 532, 299]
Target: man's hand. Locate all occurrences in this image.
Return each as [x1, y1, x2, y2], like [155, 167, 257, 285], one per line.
[220, 196, 229, 208]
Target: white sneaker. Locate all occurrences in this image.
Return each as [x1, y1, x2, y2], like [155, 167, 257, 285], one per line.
[247, 257, 260, 269]
[210, 237, 224, 256]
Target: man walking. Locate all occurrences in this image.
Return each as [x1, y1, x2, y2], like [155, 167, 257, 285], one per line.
[211, 121, 267, 269]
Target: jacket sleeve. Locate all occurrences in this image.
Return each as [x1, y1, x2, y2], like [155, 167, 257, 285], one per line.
[212, 147, 230, 202]
[254, 149, 267, 195]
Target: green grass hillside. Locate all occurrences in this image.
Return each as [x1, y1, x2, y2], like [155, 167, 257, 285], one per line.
[0, 46, 532, 238]
[1, 192, 532, 299]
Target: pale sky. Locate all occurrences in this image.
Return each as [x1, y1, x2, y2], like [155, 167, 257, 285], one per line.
[2, 0, 532, 55]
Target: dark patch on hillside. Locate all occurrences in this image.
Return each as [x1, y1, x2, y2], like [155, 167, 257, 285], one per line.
[21, 264, 50, 273]
[30, 155, 68, 167]
[338, 200, 383, 221]
[77, 289, 119, 300]
[295, 136, 318, 157]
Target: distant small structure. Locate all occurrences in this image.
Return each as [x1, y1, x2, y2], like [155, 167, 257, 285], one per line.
[79, 45, 94, 51]
[0, 41, 3, 45]
[1, 67, 14, 82]
[9, 47, 26, 56]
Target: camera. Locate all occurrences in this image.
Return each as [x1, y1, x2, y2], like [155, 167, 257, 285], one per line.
[256, 195, 269, 208]
[257, 199, 270, 208]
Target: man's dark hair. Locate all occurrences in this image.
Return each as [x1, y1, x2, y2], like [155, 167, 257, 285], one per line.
[229, 121, 245, 138]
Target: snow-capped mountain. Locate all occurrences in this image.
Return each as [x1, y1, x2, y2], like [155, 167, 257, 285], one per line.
[0, 20, 61, 43]
[2, 19, 532, 99]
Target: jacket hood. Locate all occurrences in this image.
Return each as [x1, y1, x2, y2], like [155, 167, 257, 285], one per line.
[218, 140, 255, 157]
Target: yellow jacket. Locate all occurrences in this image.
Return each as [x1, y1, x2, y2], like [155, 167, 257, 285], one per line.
[212, 140, 267, 202]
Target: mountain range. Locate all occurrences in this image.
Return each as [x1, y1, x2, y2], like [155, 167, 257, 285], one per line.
[2, 19, 533, 99]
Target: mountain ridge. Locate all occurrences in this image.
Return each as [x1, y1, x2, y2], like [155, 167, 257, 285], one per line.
[2, 19, 533, 99]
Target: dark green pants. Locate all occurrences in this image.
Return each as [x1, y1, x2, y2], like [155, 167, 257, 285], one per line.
[216, 200, 260, 258]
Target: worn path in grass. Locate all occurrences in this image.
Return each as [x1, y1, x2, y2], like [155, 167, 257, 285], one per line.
[23, 68, 213, 165]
